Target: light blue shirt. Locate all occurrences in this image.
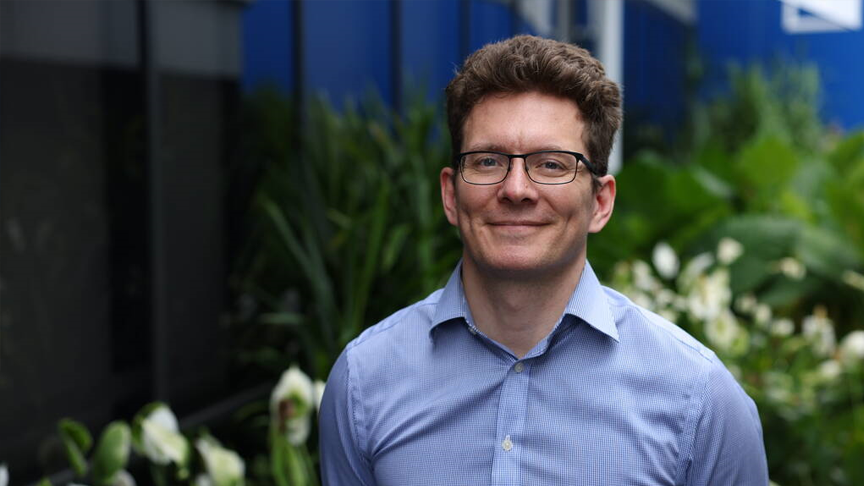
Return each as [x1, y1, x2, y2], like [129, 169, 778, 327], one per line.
[319, 261, 768, 485]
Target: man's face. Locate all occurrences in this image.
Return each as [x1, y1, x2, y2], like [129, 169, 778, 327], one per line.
[440, 91, 615, 279]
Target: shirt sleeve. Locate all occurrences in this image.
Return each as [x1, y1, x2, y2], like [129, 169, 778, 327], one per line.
[319, 347, 377, 486]
[683, 359, 769, 486]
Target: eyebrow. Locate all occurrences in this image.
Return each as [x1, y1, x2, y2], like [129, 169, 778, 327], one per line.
[464, 143, 567, 153]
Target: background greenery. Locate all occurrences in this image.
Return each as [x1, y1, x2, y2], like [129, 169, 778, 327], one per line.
[233, 64, 864, 486]
[33, 65, 864, 486]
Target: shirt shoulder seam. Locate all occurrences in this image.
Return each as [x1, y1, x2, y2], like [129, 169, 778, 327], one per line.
[350, 294, 442, 348]
[604, 287, 716, 364]
[673, 352, 715, 485]
[344, 342, 372, 465]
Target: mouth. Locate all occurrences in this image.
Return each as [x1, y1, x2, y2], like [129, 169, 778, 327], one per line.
[488, 221, 548, 235]
[489, 221, 547, 227]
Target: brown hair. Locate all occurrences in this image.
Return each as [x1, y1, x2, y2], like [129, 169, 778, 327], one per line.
[445, 35, 622, 176]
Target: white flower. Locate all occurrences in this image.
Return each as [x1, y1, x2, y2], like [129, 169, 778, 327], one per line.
[196, 438, 245, 486]
[652, 242, 679, 279]
[658, 309, 680, 323]
[630, 291, 655, 311]
[632, 260, 661, 292]
[839, 330, 864, 364]
[754, 304, 772, 324]
[842, 270, 864, 292]
[686, 268, 732, 323]
[656, 289, 676, 308]
[703, 309, 743, 353]
[678, 252, 715, 290]
[113, 470, 136, 486]
[717, 238, 744, 265]
[817, 360, 842, 381]
[271, 365, 315, 445]
[770, 318, 795, 337]
[734, 293, 758, 315]
[138, 405, 189, 465]
[313, 380, 326, 413]
[802, 307, 836, 357]
[1, 463, 9, 486]
[194, 475, 213, 486]
[777, 257, 806, 280]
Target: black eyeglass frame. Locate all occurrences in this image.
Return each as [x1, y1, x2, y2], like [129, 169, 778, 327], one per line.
[456, 150, 598, 186]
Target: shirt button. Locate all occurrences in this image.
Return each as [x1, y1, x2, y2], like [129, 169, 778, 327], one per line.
[502, 435, 513, 451]
[468, 326, 478, 335]
[514, 362, 525, 373]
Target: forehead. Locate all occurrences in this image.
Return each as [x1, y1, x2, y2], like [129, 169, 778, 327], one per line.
[462, 91, 585, 152]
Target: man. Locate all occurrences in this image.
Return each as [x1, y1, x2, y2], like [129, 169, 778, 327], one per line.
[319, 35, 768, 485]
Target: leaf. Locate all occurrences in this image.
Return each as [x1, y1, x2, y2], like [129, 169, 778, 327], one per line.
[57, 419, 92, 477]
[91, 421, 131, 486]
[734, 136, 799, 194]
[796, 226, 862, 277]
[381, 224, 411, 272]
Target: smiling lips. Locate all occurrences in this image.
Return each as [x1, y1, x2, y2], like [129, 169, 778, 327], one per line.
[488, 221, 549, 234]
[489, 221, 547, 226]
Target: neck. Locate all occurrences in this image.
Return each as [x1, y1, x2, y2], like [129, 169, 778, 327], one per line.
[461, 257, 586, 358]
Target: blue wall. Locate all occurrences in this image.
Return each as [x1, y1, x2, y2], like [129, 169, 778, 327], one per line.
[698, 0, 864, 130]
[623, 1, 691, 136]
[242, 0, 543, 107]
[242, 0, 692, 142]
[243, 0, 294, 93]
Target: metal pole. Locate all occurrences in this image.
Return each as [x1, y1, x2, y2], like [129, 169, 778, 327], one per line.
[557, 0, 572, 43]
[590, 0, 623, 174]
[138, 0, 169, 401]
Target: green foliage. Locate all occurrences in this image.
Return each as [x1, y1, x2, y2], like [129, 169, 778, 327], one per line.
[58, 419, 93, 477]
[594, 64, 864, 335]
[55, 420, 131, 486]
[598, 63, 864, 486]
[90, 422, 131, 486]
[235, 90, 461, 378]
[613, 243, 864, 486]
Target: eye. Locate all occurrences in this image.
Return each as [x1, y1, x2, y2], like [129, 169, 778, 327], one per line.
[534, 158, 569, 172]
[464, 153, 506, 170]
[540, 160, 564, 171]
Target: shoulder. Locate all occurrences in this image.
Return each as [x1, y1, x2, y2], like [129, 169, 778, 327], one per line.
[346, 287, 444, 354]
[602, 285, 717, 365]
[600, 286, 766, 483]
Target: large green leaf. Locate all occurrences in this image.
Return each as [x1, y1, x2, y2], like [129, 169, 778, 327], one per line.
[90, 421, 131, 486]
[733, 136, 799, 203]
[57, 418, 92, 477]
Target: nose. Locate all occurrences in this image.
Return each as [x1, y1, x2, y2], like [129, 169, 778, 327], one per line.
[498, 157, 538, 203]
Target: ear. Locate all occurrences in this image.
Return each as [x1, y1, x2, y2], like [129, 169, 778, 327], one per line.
[440, 167, 460, 227]
[588, 174, 616, 233]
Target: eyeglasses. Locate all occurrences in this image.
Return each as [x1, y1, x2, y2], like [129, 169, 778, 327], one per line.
[457, 150, 596, 185]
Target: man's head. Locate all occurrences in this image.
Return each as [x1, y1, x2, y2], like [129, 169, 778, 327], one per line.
[440, 35, 619, 281]
[445, 35, 622, 175]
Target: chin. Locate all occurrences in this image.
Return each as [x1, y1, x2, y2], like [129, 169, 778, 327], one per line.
[472, 252, 573, 279]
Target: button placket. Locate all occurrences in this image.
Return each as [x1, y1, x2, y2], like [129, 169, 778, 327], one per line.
[490, 359, 531, 485]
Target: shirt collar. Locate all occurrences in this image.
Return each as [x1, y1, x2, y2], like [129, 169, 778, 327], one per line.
[563, 261, 620, 342]
[431, 261, 472, 330]
[430, 260, 620, 342]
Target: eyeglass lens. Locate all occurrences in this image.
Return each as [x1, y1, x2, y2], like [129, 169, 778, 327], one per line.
[461, 152, 579, 185]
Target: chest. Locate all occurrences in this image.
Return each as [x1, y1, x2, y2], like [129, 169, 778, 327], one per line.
[365, 359, 686, 486]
